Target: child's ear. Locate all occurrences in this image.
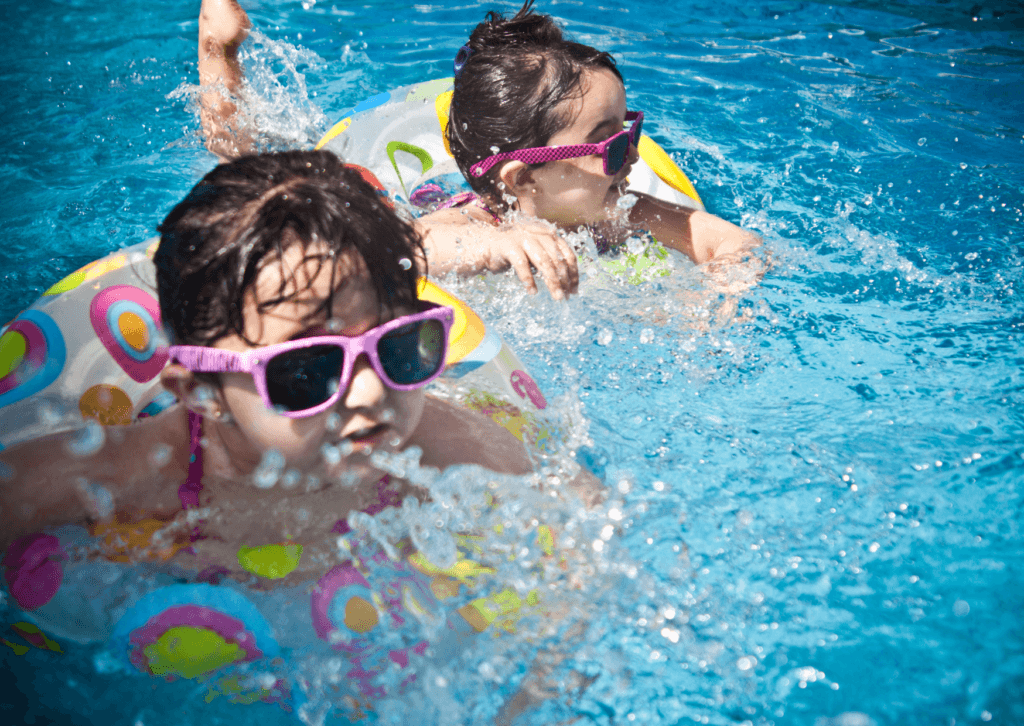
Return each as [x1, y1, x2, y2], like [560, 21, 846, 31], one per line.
[497, 160, 535, 196]
[161, 364, 226, 420]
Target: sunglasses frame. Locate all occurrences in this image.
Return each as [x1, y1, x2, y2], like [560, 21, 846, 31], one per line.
[167, 302, 454, 418]
[469, 111, 643, 179]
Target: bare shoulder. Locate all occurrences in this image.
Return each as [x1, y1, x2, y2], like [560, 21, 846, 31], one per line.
[410, 395, 532, 475]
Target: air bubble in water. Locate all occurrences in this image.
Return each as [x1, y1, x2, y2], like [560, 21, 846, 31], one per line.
[616, 192, 638, 211]
[148, 443, 172, 468]
[597, 328, 613, 346]
[639, 328, 654, 344]
[75, 477, 114, 519]
[626, 235, 646, 255]
[321, 443, 341, 466]
[917, 137, 926, 146]
[253, 449, 286, 489]
[67, 421, 105, 457]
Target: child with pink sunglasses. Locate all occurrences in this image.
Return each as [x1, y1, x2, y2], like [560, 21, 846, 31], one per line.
[196, 1, 758, 302]
[0, 150, 532, 565]
[416, 0, 761, 300]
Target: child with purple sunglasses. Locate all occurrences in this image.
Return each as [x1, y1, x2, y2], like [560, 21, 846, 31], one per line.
[0, 150, 533, 565]
[416, 0, 761, 299]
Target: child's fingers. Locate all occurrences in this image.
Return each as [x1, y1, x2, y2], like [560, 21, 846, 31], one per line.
[523, 237, 570, 300]
[553, 236, 579, 294]
[503, 246, 539, 295]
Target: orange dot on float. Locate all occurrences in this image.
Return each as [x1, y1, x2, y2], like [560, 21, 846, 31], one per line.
[344, 596, 379, 634]
[117, 311, 149, 352]
[79, 384, 132, 426]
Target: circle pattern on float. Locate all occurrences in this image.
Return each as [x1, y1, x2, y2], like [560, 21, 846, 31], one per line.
[78, 384, 132, 426]
[0, 312, 65, 412]
[90, 285, 168, 382]
[0, 329, 28, 380]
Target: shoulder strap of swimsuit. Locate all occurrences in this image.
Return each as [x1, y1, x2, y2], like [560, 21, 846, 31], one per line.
[178, 409, 204, 510]
[436, 191, 501, 223]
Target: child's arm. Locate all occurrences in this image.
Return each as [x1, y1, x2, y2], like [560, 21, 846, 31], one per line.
[627, 192, 760, 264]
[411, 395, 533, 475]
[0, 413, 189, 550]
[415, 208, 579, 300]
[198, 0, 252, 161]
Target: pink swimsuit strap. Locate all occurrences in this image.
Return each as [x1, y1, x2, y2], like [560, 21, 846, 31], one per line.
[436, 191, 501, 223]
[179, 409, 204, 510]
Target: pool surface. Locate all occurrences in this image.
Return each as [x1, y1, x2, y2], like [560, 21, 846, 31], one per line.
[2, 1, 1022, 724]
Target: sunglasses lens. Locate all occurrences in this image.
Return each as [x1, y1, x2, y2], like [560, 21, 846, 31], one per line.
[632, 115, 643, 144]
[378, 319, 446, 386]
[266, 345, 344, 412]
[606, 133, 629, 175]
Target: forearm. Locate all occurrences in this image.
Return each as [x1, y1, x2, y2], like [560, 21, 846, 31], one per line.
[198, 0, 252, 161]
[415, 216, 495, 277]
[629, 192, 759, 264]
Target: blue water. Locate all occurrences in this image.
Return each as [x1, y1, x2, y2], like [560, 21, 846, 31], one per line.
[2, 1, 1022, 724]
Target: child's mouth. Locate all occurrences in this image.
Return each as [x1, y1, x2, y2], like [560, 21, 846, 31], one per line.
[343, 423, 389, 450]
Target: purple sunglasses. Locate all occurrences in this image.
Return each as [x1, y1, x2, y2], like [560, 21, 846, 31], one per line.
[168, 303, 454, 418]
[470, 111, 643, 179]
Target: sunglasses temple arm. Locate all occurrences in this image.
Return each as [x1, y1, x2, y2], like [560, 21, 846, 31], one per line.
[166, 346, 249, 373]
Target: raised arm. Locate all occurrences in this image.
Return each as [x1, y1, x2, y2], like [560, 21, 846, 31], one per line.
[628, 191, 760, 264]
[198, 0, 253, 161]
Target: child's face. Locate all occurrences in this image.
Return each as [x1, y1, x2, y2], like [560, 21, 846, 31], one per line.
[514, 68, 639, 226]
[210, 243, 425, 477]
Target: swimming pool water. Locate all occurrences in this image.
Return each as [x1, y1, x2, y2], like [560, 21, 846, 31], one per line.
[2, 1, 1022, 725]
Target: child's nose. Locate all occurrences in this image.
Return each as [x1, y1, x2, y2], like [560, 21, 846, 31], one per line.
[342, 354, 387, 410]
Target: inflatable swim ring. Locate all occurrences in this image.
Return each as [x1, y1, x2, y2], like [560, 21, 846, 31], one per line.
[1, 519, 553, 713]
[316, 77, 704, 212]
[316, 77, 705, 284]
[0, 237, 551, 451]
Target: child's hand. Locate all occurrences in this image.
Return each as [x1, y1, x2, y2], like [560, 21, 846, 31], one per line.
[200, 0, 251, 51]
[480, 220, 579, 300]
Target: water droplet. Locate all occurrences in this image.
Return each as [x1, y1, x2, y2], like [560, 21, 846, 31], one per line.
[321, 443, 342, 466]
[75, 477, 114, 519]
[616, 192, 638, 211]
[66, 421, 106, 458]
[596, 328, 613, 346]
[398, 257, 412, 270]
[149, 443, 172, 468]
[917, 137, 926, 146]
[252, 449, 286, 489]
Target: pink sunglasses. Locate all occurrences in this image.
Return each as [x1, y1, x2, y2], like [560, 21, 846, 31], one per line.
[168, 303, 454, 418]
[469, 111, 643, 179]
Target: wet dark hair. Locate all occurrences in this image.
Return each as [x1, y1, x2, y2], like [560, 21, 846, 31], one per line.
[155, 150, 424, 347]
[446, 0, 621, 206]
